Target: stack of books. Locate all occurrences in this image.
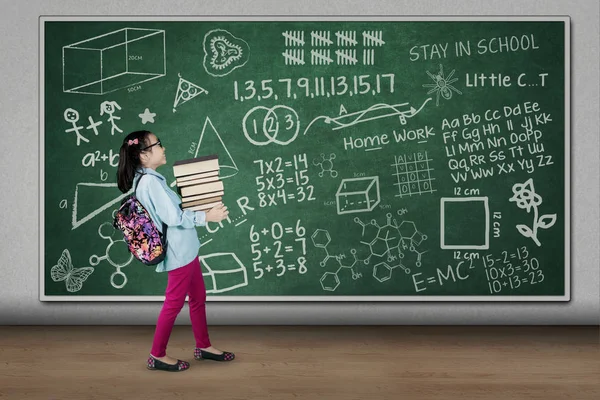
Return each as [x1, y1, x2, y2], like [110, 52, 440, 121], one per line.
[173, 154, 224, 212]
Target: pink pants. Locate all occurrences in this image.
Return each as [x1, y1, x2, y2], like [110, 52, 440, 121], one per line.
[150, 257, 211, 357]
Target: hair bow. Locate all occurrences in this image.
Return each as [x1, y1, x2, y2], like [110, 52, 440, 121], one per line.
[127, 138, 139, 146]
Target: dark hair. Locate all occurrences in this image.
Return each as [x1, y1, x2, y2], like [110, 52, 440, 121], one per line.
[116, 130, 152, 193]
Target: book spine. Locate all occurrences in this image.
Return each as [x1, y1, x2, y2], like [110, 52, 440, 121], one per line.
[177, 177, 221, 188]
[173, 163, 219, 178]
[180, 180, 223, 196]
[172, 154, 218, 166]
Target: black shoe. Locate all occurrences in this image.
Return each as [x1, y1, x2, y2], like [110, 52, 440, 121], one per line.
[147, 356, 190, 371]
[194, 348, 235, 362]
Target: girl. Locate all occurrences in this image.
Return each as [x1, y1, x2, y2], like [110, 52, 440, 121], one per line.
[117, 130, 235, 372]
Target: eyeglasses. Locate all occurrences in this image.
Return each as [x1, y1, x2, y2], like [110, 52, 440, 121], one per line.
[142, 140, 162, 151]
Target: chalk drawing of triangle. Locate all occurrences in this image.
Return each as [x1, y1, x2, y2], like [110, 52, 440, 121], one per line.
[173, 74, 208, 112]
[168, 117, 239, 188]
[72, 183, 129, 230]
[196, 117, 239, 180]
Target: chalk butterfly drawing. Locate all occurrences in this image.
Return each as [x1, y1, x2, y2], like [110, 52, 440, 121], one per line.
[51, 249, 95, 292]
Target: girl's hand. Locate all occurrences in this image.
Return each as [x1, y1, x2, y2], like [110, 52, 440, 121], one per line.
[205, 203, 229, 222]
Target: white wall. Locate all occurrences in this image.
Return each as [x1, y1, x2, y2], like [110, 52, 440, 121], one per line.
[0, 0, 598, 325]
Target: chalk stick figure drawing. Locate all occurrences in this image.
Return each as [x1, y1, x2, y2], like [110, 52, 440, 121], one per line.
[100, 100, 123, 135]
[509, 178, 556, 247]
[51, 249, 95, 293]
[64, 108, 89, 146]
[422, 64, 462, 106]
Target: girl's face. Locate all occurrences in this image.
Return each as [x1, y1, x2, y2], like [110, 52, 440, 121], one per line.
[141, 133, 166, 170]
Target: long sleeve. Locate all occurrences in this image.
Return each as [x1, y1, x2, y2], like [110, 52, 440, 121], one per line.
[137, 175, 207, 229]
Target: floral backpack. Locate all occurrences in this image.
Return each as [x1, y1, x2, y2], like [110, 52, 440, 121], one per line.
[113, 174, 168, 265]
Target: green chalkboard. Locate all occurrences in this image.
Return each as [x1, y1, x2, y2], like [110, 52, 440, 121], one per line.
[40, 17, 570, 301]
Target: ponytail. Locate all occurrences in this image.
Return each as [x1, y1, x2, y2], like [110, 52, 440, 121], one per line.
[116, 130, 152, 193]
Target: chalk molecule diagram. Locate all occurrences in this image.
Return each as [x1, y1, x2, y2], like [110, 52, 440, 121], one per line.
[313, 153, 338, 178]
[312, 211, 428, 291]
[89, 220, 134, 289]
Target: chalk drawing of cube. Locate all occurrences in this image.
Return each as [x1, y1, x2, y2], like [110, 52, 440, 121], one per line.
[200, 253, 248, 294]
[62, 28, 166, 95]
[336, 176, 380, 215]
[440, 196, 489, 250]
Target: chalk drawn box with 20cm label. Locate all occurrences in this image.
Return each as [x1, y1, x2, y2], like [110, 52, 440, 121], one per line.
[62, 28, 166, 95]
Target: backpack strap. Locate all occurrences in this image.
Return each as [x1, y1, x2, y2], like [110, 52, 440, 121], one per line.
[133, 172, 145, 193]
[134, 172, 169, 242]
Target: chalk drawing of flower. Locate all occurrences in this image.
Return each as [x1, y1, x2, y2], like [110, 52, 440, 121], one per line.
[509, 178, 556, 247]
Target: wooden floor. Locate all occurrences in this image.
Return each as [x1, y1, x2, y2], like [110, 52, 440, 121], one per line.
[0, 326, 598, 400]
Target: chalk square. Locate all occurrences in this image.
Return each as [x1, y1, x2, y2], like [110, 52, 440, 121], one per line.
[440, 197, 489, 249]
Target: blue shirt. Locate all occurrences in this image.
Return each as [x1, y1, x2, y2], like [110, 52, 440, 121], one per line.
[133, 167, 207, 272]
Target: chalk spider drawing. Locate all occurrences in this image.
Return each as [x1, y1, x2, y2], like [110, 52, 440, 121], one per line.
[422, 64, 462, 106]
